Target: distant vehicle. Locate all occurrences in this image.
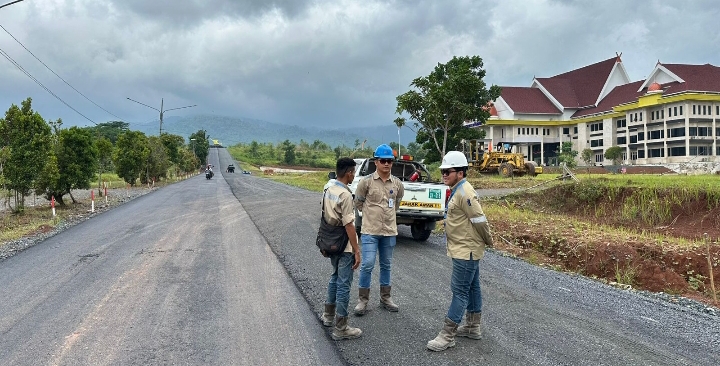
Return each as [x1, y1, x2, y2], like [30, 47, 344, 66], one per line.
[227, 164, 235, 173]
[242, 170, 252, 175]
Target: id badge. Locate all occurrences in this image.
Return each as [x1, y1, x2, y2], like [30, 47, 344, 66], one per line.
[388, 198, 394, 208]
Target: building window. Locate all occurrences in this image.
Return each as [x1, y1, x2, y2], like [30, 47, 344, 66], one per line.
[680, 106, 683, 115]
[648, 148, 664, 158]
[617, 136, 627, 145]
[638, 149, 645, 158]
[590, 122, 603, 132]
[574, 127, 578, 134]
[595, 153, 603, 163]
[690, 146, 710, 156]
[616, 119, 627, 128]
[717, 127, 720, 137]
[668, 127, 685, 138]
[717, 106, 719, 115]
[630, 135, 638, 143]
[673, 106, 677, 116]
[590, 139, 604, 147]
[693, 105, 697, 115]
[563, 127, 570, 135]
[690, 127, 711, 136]
[622, 152, 627, 161]
[668, 146, 686, 157]
[518, 128, 521, 135]
[638, 132, 645, 141]
[703, 105, 707, 115]
[649, 130, 664, 139]
[639, 112, 643, 121]
[631, 151, 638, 160]
[661, 109, 664, 119]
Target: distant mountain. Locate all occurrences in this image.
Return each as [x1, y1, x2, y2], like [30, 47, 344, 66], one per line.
[129, 115, 417, 149]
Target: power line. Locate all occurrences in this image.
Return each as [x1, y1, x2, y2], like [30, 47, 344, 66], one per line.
[0, 24, 127, 122]
[0, 47, 96, 124]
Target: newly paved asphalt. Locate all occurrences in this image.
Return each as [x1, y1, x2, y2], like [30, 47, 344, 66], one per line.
[1, 147, 718, 365]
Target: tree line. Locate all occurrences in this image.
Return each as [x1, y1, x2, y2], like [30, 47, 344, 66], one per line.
[0, 98, 208, 212]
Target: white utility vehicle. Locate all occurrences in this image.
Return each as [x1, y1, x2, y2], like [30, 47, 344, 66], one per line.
[326, 156, 449, 241]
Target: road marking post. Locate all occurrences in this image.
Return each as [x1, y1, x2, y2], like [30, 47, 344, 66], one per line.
[91, 190, 95, 213]
[104, 182, 108, 204]
[51, 195, 56, 217]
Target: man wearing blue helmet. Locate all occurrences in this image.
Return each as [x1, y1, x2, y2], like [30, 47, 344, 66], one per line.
[353, 144, 405, 315]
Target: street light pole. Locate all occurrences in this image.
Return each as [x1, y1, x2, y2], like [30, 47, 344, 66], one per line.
[126, 97, 196, 135]
[0, 0, 25, 10]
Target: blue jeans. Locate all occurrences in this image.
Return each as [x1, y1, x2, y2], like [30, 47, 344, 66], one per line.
[358, 234, 395, 289]
[326, 252, 355, 317]
[446, 254, 482, 323]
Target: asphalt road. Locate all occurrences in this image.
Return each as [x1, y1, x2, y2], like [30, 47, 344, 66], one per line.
[1, 147, 718, 366]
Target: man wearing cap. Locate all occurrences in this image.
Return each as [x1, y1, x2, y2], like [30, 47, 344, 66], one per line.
[353, 144, 405, 315]
[427, 151, 493, 352]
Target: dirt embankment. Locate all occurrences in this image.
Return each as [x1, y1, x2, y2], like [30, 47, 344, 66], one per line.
[490, 182, 720, 306]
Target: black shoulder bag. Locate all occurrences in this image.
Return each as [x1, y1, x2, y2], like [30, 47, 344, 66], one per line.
[316, 188, 350, 257]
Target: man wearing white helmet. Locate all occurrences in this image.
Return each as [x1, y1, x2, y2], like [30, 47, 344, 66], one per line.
[427, 151, 493, 352]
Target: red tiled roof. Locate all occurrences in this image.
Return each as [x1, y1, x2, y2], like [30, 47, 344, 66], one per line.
[536, 57, 618, 108]
[660, 63, 720, 94]
[499, 86, 561, 114]
[572, 81, 644, 118]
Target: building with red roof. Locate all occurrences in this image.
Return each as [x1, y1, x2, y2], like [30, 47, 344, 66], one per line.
[472, 55, 720, 166]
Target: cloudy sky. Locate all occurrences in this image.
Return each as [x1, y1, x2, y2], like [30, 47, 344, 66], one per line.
[1, 0, 719, 130]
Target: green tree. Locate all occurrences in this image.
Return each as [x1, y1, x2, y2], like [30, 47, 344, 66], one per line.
[113, 130, 149, 186]
[141, 136, 170, 184]
[96, 137, 114, 184]
[160, 133, 185, 165]
[178, 147, 198, 174]
[281, 139, 296, 165]
[580, 148, 594, 175]
[85, 121, 129, 144]
[581, 148, 594, 167]
[604, 146, 624, 166]
[37, 126, 98, 205]
[249, 140, 260, 158]
[395, 55, 501, 159]
[189, 130, 209, 166]
[406, 142, 427, 161]
[557, 142, 578, 169]
[0, 98, 52, 212]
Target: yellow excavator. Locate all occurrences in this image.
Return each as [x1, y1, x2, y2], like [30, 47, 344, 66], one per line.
[459, 139, 542, 177]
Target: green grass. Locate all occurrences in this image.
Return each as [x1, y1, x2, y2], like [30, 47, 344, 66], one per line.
[264, 171, 329, 192]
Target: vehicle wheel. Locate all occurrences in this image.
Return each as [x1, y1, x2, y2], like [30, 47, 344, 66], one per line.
[525, 161, 537, 177]
[499, 163, 513, 177]
[411, 223, 432, 241]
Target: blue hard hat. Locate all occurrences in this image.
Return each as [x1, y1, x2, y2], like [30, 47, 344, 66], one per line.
[374, 144, 394, 159]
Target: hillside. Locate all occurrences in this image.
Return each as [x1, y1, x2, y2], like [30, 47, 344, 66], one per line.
[129, 114, 417, 148]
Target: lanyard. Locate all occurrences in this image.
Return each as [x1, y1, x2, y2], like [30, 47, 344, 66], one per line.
[444, 178, 467, 220]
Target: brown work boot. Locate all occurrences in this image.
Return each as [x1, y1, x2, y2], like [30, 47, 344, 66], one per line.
[332, 316, 362, 340]
[456, 312, 482, 339]
[353, 288, 370, 316]
[426, 318, 458, 352]
[380, 286, 398, 312]
[321, 303, 336, 327]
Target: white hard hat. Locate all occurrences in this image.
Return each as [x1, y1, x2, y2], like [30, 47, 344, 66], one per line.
[439, 151, 468, 169]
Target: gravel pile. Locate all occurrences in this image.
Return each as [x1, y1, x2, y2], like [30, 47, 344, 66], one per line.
[0, 188, 155, 262]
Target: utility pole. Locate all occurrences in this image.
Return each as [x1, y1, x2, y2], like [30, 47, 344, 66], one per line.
[126, 97, 196, 135]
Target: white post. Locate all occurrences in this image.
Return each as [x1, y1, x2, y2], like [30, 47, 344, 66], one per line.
[91, 190, 95, 213]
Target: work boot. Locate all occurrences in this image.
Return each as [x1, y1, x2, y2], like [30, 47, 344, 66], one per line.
[456, 312, 482, 339]
[321, 303, 336, 327]
[332, 316, 362, 340]
[426, 318, 459, 352]
[353, 288, 370, 316]
[380, 286, 398, 312]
